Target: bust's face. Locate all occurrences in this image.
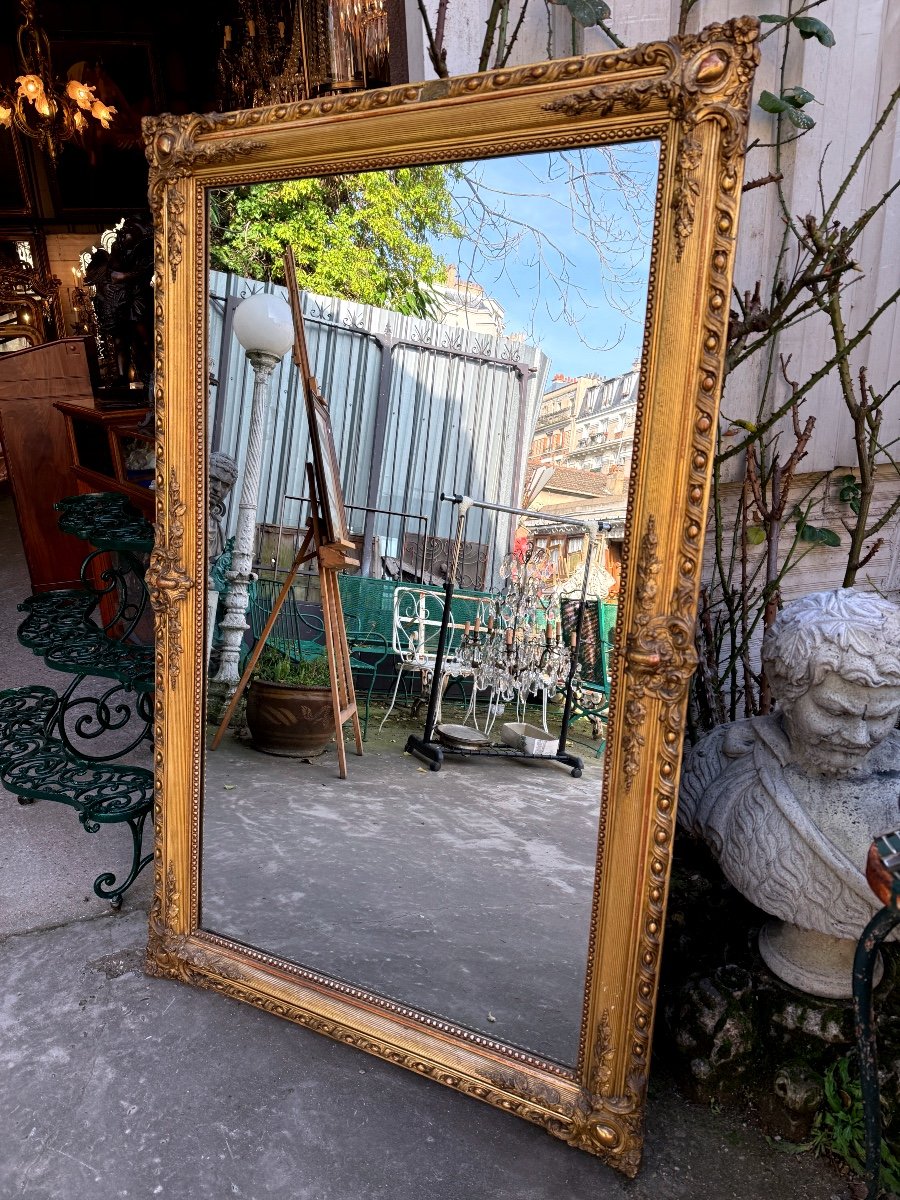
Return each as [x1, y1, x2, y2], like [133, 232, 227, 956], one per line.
[783, 670, 900, 776]
[209, 472, 234, 505]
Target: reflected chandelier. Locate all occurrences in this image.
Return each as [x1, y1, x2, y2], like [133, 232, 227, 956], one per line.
[0, 1, 115, 160]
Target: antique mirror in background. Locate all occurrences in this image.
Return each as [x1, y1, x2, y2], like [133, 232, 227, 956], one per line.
[145, 20, 758, 1177]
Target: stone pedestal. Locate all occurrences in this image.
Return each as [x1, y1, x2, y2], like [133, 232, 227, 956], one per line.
[660, 835, 900, 1142]
[759, 920, 883, 1000]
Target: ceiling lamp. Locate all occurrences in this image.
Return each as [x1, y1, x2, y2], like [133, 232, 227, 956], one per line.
[328, 0, 389, 90]
[0, 1, 115, 161]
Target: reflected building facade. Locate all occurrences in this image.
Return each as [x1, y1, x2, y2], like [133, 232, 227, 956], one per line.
[524, 368, 640, 594]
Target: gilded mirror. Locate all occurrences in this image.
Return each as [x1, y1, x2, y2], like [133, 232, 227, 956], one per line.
[145, 19, 759, 1177]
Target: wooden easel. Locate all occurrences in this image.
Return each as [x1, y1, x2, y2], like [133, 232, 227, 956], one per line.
[211, 248, 363, 778]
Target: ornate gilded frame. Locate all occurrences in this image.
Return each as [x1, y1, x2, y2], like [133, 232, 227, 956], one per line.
[144, 19, 758, 1177]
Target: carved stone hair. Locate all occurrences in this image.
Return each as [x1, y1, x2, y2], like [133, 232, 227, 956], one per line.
[209, 450, 238, 488]
[762, 588, 900, 705]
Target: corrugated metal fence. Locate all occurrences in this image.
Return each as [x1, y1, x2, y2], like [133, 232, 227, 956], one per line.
[208, 271, 549, 588]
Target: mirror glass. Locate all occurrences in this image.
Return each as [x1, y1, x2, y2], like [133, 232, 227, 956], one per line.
[200, 142, 659, 1067]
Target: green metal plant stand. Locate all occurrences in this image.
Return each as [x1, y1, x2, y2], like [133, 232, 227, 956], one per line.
[0, 685, 153, 906]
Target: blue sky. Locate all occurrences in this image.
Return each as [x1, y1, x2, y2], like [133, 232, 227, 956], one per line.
[432, 141, 660, 383]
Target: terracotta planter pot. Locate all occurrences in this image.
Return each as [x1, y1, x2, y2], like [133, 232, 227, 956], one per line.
[245, 681, 334, 758]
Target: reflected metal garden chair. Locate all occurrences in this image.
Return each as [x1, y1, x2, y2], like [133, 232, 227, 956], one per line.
[245, 578, 393, 741]
[378, 584, 491, 732]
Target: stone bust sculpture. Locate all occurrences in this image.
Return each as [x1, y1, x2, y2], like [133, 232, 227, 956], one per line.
[679, 588, 900, 998]
[208, 451, 238, 567]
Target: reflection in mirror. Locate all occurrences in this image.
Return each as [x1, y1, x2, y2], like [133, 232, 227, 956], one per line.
[201, 143, 659, 1067]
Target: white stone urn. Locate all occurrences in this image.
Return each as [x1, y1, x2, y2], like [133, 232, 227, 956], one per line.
[679, 588, 900, 999]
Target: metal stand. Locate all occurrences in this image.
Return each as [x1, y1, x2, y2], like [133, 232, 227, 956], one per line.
[405, 493, 601, 778]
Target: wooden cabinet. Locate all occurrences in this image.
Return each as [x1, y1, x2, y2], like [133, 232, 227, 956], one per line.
[0, 338, 151, 592]
[54, 399, 154, 516]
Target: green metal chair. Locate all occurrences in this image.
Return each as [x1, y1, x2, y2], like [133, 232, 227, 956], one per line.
[245, 578, 394, 741]
[562, 598, 617, 755]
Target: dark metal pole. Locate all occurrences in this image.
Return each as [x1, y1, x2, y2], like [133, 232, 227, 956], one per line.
[853, 900, 900, 1200]
[420, 498, 468, 745]
[557, 532, 595, 755]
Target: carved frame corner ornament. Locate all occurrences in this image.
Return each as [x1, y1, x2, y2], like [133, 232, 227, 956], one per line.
[148, 21, 757, 1180]
[542, 16, 760, 260]
[144, 113, 263, 283]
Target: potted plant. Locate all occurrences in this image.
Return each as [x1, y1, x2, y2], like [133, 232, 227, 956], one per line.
[245, 646, 333, 758]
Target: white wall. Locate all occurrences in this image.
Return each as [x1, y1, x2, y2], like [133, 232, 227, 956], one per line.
[408, 1, 900, 476]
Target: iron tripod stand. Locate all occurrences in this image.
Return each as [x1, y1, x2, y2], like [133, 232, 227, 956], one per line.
[405, 493, 608, 777]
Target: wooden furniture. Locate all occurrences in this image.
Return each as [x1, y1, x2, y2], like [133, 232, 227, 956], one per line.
[0, 338, 150, 592]
[54, 398, 154, 516]
[0, 339, 96, 590]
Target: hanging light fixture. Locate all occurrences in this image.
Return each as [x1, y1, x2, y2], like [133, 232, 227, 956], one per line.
[0, 1, 116, 161]
[327, 0, 389, 91]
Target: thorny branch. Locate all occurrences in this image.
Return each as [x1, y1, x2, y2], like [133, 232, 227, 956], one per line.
[695, 29, 900, 730]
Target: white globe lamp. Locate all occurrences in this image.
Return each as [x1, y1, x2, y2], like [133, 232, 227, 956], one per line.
[232, 292, 294, 359]
[213, 288, 296, 689]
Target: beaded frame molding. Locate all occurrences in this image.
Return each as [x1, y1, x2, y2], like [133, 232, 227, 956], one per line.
[144, 19, 758, 1177]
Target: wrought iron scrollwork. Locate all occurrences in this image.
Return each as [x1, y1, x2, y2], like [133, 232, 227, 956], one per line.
[0, 684, 153, 905]
[51, 676, 154, 763]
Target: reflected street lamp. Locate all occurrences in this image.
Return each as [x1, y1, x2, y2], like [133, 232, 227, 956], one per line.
[213, 291, 294, 689]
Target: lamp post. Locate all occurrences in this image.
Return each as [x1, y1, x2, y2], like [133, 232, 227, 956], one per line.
[212, 291, 294, 691]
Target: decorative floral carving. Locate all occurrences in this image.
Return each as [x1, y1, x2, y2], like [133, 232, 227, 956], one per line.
[146, 468, 194, 689]
[543, 17, 760, 258]
[486, 1065, 563, 1111]
[589, 1010, 615, 1097]
[146, 860, 183, 975]
[144, 114, 261, 281]
[620, 517, 697, 790]
[671, 131, 704, 258]
[543, 77, 675, 121]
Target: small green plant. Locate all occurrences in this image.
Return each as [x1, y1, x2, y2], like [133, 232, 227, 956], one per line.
[792, 505, 842, 548]
[252, 646, 331, 688]
[839, 473, 863, 516]
[808, 1058, 900, 1196]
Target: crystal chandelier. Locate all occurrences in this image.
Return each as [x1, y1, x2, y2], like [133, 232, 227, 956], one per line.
[328, 0, 389, 90]
[0, 1, 115, 161]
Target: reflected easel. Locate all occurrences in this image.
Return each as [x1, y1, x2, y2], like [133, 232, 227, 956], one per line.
[211, 248, 363, 777]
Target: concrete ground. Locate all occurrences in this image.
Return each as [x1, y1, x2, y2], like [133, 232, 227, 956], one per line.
[0, 495, 851, 1200]
[204, 722, 602, 1065]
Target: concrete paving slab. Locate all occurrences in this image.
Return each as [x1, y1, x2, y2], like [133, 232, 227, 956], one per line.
[0, 497, 851, 1200]
[0, 910, 850, 1200]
